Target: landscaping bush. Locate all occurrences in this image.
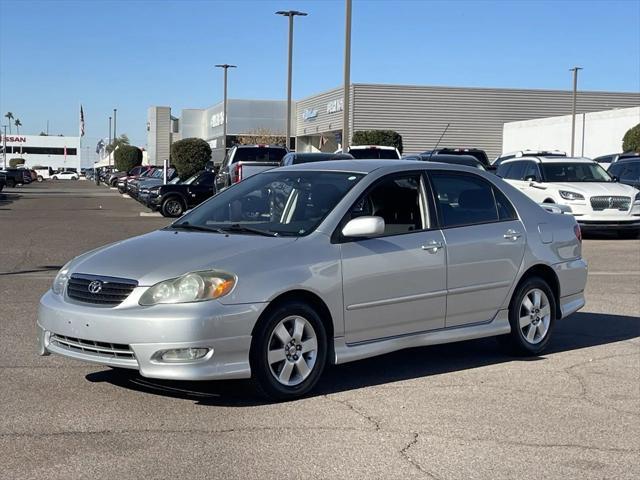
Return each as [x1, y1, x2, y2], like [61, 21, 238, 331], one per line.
[9, 158, 25, 168]
[622, 123, 640, 153]
[114, 145, 143, 172]
[352, 130, 403, 154]
[170, 137, 212, 179]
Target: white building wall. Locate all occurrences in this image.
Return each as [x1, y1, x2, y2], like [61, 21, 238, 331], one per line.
[1, 134, 81, 171]
[502, 107, 640, 158]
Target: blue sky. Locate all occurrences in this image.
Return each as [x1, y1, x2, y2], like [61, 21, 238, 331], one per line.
[1, 0, 639, 148]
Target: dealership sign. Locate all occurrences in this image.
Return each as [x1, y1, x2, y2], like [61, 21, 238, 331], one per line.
[1, 135, 27, 143]
[210, 112, 225, 128]
[302, 108, 318, 121]
[326, 99, 344, 114]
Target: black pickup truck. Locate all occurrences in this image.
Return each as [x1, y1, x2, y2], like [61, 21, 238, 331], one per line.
[0, 171, 6, 192]
[146, 170, 217, 217]
[0, 168, 31, 187]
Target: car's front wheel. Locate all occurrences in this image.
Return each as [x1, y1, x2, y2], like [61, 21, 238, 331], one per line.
[160, 197, 185, 217]
[251, 301, 328, 401]
[501, 276, 556, 356]
[52, 176, 58, 180]
[37, 176, 43, 182]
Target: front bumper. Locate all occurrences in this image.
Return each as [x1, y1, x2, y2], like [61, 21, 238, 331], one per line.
[37, 289, 267, 381]
[577, 219, 640, 231]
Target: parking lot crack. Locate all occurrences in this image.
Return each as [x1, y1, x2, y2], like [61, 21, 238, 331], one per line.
[324, 395, 381, 431]
[400, 432, 443, 480]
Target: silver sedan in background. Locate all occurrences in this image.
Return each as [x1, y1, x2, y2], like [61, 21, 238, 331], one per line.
[38, 160, 587, 400]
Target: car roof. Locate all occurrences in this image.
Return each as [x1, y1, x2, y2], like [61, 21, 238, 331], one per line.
[615, 157, 640, 164]
[277, 159, 486, 175]
[348, 145, 397, 150]
[500, 156, 596, 165]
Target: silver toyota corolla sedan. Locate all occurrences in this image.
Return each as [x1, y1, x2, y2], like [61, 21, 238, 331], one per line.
[38, 160, 587, 400]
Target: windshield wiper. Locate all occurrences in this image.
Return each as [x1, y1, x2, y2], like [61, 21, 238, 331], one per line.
[217, 224, 279, 237]
[169, 222, 225, 234]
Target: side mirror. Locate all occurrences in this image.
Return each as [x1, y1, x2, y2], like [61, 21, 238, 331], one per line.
[524, 175, 539, 183]
[342, 216, 385, 238]
[611, 175, 619, 182]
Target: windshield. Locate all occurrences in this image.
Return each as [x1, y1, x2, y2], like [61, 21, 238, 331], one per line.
[175, 170, 364, 237]
[169, 176, 181, 184]
[541, 162, 612, 182]
[349, 148, 400, 160]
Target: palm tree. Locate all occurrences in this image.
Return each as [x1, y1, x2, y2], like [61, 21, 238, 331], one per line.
[5, 112, 14, 134]
[14, 119, 22, 134]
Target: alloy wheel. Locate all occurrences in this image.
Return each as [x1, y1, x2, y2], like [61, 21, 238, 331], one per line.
[519, 288, 551, 345]
[267, 315, 318, 387]
[165, 200, 182, 216]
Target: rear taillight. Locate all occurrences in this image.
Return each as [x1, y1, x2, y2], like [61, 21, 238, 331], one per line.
[233, 163, 242, 183]
[574, 224, 582, 243]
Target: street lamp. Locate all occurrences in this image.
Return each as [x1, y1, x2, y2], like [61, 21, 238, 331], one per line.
[342, 0, 352, 153]
[569, 67, 583, 157]
[215, 64, 237, 159]
[276, 10, 307, 150]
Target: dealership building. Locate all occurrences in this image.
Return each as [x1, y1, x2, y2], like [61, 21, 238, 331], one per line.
[1, 134, 81, 171]
[147, 99, 291, 164]
[148, 83, 639, 163]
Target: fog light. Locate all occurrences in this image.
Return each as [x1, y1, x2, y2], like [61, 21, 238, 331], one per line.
[159, 347, 211, 362]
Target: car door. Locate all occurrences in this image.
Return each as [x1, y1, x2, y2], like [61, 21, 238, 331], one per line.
[187, 172, 216, 206]
[521, 161, 548, 202]
[215, 150, 233, 191]
[429, 171, 526, 327]
[341, 172, 447, 344]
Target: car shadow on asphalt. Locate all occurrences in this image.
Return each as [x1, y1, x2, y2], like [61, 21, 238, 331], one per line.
[0, 192, 20, 209]
[85, 311, 639, 406]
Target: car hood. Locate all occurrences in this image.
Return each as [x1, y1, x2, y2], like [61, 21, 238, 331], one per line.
[550, 182, 639, 196]
[68, 229, 298, 286]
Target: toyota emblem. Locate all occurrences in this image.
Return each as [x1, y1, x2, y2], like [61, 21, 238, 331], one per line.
[87, 280, 103, 294]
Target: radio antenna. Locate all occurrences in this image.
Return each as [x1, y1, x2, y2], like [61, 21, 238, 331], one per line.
[429, 123, 450, 160]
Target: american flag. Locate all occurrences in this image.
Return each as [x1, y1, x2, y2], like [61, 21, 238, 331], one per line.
[79, 105, 85, 137]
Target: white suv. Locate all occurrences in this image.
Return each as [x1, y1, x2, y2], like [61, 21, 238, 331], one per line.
[497, 156, 640, 237]
[339, 145, 401, 160]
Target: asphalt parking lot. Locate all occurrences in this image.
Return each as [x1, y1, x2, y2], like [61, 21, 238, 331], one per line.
[0, 180, 638, 480]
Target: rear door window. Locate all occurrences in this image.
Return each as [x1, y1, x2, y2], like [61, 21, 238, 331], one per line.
[430, 172, 500, 228]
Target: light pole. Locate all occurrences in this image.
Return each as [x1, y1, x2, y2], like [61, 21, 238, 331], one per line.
[113, 108, 117, 142]
[342, 0, 352, 153]
[570, 67, 582, 157]
[276, 10, 307, 150]
[108, 116, 112, 148]
[215, 64, 236, 159]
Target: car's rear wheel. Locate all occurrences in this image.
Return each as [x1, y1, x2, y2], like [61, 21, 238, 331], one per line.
[52, 176, 58, 180]
[501, 276, 556, 356]
[251, 301, 327, 401]
[161, 197, 185, 217]
[37, 176, 43, 182]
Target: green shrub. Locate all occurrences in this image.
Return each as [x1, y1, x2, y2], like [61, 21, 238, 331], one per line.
[352, 130, 403, 154]
[114, 145, 143, 172]
[622, 123, 640, 153]
[9, 158, 25, 168]
[170, 137, 212, 179]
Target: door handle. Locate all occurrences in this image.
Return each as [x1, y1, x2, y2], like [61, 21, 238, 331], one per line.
[421, 241, 444, 253]
[503, 229, 522, 241]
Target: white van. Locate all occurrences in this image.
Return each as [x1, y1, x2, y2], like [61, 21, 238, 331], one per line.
[33, 167, 54, 182]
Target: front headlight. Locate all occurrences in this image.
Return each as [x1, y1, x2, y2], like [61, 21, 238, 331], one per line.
[52, 261, 72, 295]
[559, 190, 585, 201]
[139, 270, 236, 306]
[634, 191, 640, 203]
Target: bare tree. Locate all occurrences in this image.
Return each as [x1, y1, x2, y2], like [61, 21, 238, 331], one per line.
[236, 128, 286, 147]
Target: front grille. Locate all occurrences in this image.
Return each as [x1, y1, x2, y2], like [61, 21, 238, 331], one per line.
[50, 334, 135, 360]
[590, 196, 630, 211]
[67, 273, 137, 306]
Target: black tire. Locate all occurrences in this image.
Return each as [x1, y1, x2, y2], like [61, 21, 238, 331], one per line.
[250, 300, 328, 401]
[160, 196, 185, 217]
[7, 179, 15, 188]
[117, 186, 126, 194]
[72, 177, 78, 181]
[37, 176, 43, 182]
[500, 276, 557, 356]
[52, 176, 58, 180]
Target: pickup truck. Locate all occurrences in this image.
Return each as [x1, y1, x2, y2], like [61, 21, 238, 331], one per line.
[214, 144, 287, 191]
[147, 170, 217, 217]
[0, 168, 31, 187]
